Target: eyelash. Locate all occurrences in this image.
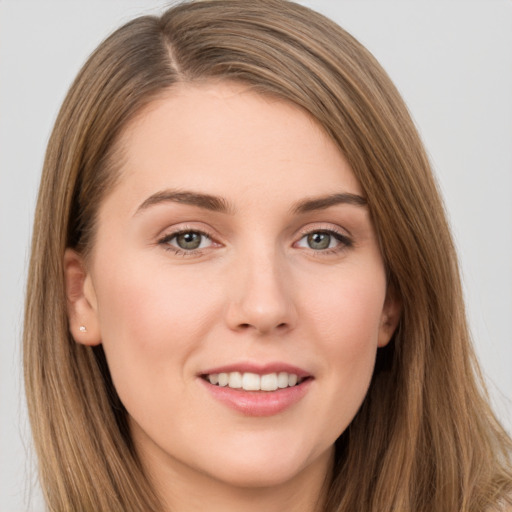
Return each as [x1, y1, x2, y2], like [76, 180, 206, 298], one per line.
[157, 226, 353, 257]
[295, 227, 353, 255]
[158, 227, 215, 257]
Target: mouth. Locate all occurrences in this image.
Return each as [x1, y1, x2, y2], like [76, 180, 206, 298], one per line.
[201, 371, 307, 391]
[198, 364, 313, 416]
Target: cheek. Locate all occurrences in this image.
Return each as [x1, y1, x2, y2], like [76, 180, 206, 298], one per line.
[97, 255, 216, 338]
[92, 256, 221, 399]
[301, 261, 387, 431]
[304, 259, 387, 349]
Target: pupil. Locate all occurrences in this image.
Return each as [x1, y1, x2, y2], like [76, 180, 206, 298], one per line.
[308, 232, 330, 250]
[177, 232, 201, 250]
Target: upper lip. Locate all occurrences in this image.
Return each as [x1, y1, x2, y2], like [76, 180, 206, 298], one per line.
[200, 362, 311, 379]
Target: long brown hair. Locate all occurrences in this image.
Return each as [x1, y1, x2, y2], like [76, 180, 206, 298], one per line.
[24, 1, 512, 510]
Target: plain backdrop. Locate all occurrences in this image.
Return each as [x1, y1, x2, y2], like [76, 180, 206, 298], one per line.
[1, 1, 511, 510]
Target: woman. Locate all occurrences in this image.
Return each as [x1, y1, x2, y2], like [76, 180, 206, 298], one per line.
[24, 1, 512, 510]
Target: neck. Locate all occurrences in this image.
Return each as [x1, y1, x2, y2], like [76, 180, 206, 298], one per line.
[143, 446, 334, 512]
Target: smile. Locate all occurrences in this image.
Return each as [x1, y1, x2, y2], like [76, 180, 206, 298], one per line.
[199, 365, 313, 416]
[205, 371, 303, 391]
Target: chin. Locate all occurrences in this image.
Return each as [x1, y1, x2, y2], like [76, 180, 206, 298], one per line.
[194, 441, 333, 490]
[212, 460, 302, 488]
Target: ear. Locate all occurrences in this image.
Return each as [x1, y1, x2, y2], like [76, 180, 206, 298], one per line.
[63, 248, 101, 346]
[377, 287, 401, 348]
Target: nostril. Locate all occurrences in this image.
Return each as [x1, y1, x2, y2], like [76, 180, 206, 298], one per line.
[236, 321, 288, 332]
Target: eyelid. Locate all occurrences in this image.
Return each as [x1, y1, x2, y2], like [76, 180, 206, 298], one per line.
[157, 222, 219, 241]
[293, 224, 353, 252]
[155, 222, 353, 257]
[160, 230, 212, 247]
[295, 222, 351, 240]
[157, 224, 222, 256]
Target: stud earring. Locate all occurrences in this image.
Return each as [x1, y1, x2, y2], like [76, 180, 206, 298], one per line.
[79, 325, 87, 333]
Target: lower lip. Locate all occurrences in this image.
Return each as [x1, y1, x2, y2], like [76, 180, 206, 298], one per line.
[199, 378, 312, 417]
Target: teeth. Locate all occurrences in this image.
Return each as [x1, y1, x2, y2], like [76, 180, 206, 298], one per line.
[228, 371, 242, 389]
[261, 373, 278, 391]
[242, 372, 260, 391]
[207, 371, 302, 391]
[277, 372, 289, 388]
[218, 373, 229, 386]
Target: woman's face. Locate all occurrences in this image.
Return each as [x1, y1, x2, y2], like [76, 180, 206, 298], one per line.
[67, 82, 398, 493]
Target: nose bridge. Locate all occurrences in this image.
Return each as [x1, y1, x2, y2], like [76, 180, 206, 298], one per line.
[226, 239, 296, 334]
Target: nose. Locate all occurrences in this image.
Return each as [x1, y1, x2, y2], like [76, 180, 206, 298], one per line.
[224, 247, 297, 335]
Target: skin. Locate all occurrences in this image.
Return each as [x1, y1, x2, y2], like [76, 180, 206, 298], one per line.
[65, 82, 400, 512]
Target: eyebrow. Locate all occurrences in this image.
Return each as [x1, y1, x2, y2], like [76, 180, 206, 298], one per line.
[291, 193, 367, 214]
[135, 189, 367, 216]
[135, 189, 235, 215]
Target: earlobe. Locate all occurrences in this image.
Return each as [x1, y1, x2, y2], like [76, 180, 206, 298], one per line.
[377, 290, 401, 348]
[63, 248, 102, 346]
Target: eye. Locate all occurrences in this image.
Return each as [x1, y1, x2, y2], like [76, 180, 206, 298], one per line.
[159, 230, 213, 252]
[295, 230, 351, 252]
[305, 232, 333, 250]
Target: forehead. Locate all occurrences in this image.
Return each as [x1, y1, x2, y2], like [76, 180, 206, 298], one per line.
[108, 81, 362, 215]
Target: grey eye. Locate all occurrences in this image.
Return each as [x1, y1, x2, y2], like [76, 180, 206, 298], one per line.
[175, 232, 204, 250]
[295, 229, 351, 252]
[306, 232, 332, 250]
[159, 229, 215, 254]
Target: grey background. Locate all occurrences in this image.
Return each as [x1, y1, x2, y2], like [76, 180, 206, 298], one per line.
[1, 1, 511, 510]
